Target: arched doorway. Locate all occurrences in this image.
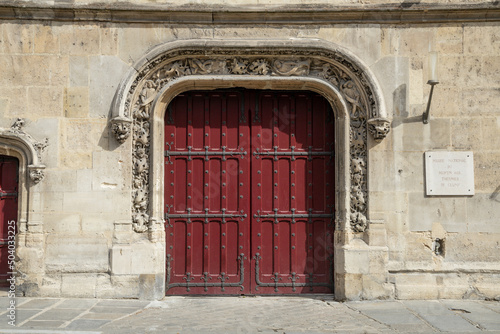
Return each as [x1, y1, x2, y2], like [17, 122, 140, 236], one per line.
[109, 39, 391, 299]
[0, 155, 18, 287]
[164, 90, 334, 294]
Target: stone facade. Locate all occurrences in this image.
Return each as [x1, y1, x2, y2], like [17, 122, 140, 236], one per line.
[0, 1, 499, 300]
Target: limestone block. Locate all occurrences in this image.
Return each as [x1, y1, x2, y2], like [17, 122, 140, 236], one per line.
[111, 243, 164, 275]
[81, 213, 119, 232]
[76, 168, 93, 192]
[27, 87, 63, 118]
[482, 56, 500, 86]
[34, 25, 59, 54]
[39, 274, 62, 297]
[69, 56, 89, 87]
[362, 274, 394, 300]
[0, 55, 68, 87]
[118, 26, 175, 65]
[139, 273, 165, 300]
[394, 273, 439, 299]
[408, 193, 467, 232]
[2, 23, 33, 54]
[45, 235, 109, 273]
[384, 213, 408, 235]
[462, 88, 500, 115]
[61, 273, 97, 298]
[474, 152, 500, 192]
[60, 119, 108, 153]
[383, 27, 435, 57]
[466, 195, 500, 233]
[464, 24, 500, 56]
[409, 67, 423, 105]
[60, 151, 92, 169]
[16, 247, 44, 275]
[43, 213, 81, 233]
[460, 56, 483, 87]
[89, 56, 129, 118]
[480, 117, 500, 151]
[41, 170, 77, 193]
[0, 87, 27, 118]
[451, 117, 482, 150]
[318, 26, 381, 66]
[100, 26, 118, 55]
[59, 24, 100, 55]
[92, 151, 124, 191]
[432, 55, 460, 87]
[429, 87, 460, 118]
[42, 191, 63, 212]
[339, 273, 363, 300]
[393, 152, 424, 192]
[398, 118, 451, 151]
[403, 232, 433, 262]
[24, 118, 59, 168]
[370, 191, 406, 214]
[96, 274, 139, 299]
[368, 150, 396, 192]
[371, 56, 409, 118]
[436, 26, 463, 55]
[439, 274, 470, 299]
[62, 191, 115, 213]
[64, 87, 89, 118]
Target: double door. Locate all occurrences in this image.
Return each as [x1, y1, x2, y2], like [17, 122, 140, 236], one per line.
[165, 90, 334, 294]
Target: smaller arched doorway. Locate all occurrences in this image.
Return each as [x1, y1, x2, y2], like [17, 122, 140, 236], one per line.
[164, 89, 335, 295]
[0, 155, 18, 286]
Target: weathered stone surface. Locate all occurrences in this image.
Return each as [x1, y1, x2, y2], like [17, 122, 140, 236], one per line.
[64, 87, 89, 118]
[45, 235, 109, 273]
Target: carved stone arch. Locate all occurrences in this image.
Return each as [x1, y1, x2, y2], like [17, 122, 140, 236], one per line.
[0, 118, 48, 238]
[110, 39, 390, 235]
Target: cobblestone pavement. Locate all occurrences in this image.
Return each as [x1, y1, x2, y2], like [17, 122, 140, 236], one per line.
[0, 296, 498, 333]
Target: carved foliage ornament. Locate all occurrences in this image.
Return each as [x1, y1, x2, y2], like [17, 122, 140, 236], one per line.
[4, 118, 47, 184]
[117, 49, 389, 233]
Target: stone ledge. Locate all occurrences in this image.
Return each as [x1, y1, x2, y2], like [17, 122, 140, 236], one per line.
[1, 3, 500, 24]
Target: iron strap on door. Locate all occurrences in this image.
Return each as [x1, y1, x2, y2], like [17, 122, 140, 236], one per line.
[253, 208, 334, 224]
[165, 144, 247, 163]
[164, 207, 248, 225]
[253, 146, 333, 161]
[0, 193, 18, 198]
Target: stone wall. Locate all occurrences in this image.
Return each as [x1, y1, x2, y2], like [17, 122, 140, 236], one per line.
[1, 1, 499, 300]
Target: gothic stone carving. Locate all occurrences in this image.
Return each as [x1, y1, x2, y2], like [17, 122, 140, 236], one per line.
[7, 118, 48, 184]
[367, 118, 391, 142]
[123, 49, 388, 233]
[110, 117, 132, 143]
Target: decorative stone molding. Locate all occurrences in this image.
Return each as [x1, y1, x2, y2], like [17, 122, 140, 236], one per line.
[111, 39, 390, 233]
[367, 118, 391, 142]
[110, 116, 132, 143]
[0, 118, 48, 184]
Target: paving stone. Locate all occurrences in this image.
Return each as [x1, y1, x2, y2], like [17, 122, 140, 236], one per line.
[80, 312, 127, 320]
[12, 309, 44, 323]
[55, 299, 99, 309]
[402, 300, 454, 315]
[89, 306, 141, 314]
[95, 300, 149, 308]
[23, 320, 66, 328]
[31, 309, 82, 321]
[17, 299, 60, 309]
[65, 319, 111, 330]
[419, 314, 480, 332]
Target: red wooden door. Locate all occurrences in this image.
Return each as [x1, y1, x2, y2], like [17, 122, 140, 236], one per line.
[165, 90, 334, 295]
[0, 156, 18, 286]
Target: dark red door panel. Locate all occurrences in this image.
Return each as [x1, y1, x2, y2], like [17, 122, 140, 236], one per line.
[0, 156, 18, 286]
[165, 90, 334, 295]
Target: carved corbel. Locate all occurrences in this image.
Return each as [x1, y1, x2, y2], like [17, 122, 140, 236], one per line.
[367, 118, 391, 142]
[110, 116, 132, 144]
[28, 165, 45, 184]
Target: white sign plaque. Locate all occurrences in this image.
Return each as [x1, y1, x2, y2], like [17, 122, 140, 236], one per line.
[425, 151, 474, 196]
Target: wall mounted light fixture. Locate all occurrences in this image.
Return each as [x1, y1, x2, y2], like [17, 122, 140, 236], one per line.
[423, 51, 439, 124]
